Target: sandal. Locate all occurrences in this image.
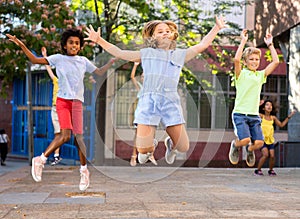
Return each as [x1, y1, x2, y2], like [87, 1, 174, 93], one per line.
[149, 154, 157, 166]
[130, 155, 137, 167]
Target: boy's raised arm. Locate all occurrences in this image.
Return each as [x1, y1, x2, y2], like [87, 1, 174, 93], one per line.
[263, 34, 279, 77]
[84, 25, 140, 62]
[6, 34, 48, 65]
[234, 29, 248, 78]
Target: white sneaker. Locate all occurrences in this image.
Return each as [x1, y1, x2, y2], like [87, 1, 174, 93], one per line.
[31, 156, 45, 182]
[79, 168, 90, 191]
[164, 137, 177, 164]
[138, 152, 151, 164]
[137, 139, 158, 165]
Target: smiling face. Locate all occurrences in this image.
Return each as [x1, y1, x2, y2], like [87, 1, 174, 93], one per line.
[64, 36, 81, 56]
[153, 23, 174, 40]
[142, 20, 178, 49]
[244, 53, 261, 71]
[153, 23, 176, 49]
[242, 47, 261, 71]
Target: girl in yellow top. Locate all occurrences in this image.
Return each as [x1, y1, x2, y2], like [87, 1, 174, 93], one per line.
[255, 100, 295, 176]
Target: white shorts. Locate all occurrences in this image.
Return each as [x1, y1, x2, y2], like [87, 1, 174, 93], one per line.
[51, 106, 60, 134]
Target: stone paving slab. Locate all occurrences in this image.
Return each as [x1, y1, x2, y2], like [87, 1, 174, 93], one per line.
[0, 192, 50, 204]
[0, 161, 300, 218]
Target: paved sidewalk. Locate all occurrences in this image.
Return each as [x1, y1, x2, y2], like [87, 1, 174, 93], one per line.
[0, 159, 299, 219]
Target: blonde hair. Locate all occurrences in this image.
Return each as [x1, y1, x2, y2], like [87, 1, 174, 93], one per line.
[242, 47, 261, 61]
[142, 20, 179, 49]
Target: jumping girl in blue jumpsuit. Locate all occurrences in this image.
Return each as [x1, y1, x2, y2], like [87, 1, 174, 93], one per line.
[85, 16, 226, 164]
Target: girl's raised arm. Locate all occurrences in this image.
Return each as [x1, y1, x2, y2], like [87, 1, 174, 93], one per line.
[6, 34, 48, 65]
[41, 47, 56, 80]
[84, 25, 141, 62]
[130, 62, 140, 91]
[185, 16, 226, 62]
[274, 110, 296, 128]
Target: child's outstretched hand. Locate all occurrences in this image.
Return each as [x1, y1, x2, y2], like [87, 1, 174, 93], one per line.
[84, 25, 101, 43]
[110, 58, 119, 64]
[41, 47, 47, 57]
[264, 33, 273, 46]
[241, 29, 248, 41]
[216, 15, 226, 30]
[289, 110, 296, 118]
[6, 34, 25, 47]
[88, 75, 97, 84]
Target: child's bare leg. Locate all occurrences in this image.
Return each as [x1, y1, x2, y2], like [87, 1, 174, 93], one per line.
[234, 137, 251, 148]
[74, 134, 90, 191]
[166, 124, 189, 153]
[257, 147, 269, 170]
[44, 129, 71, 157]
[74, 134, 87, 166]
[163, 124, 189, 165]
[135, 124, 156, 164]
[132, 131, 138, 156]
[130, 131, 138, 166]
[269, 149, 275, 170]
[248, 140, 264, 151]
[135, 124, 156, 154]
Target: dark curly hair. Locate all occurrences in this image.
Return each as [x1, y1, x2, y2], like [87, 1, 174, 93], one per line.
[259, 99, 277, 116]
[60, 28, 84, 54]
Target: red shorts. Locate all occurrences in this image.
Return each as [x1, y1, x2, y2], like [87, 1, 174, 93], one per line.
[56, 97, 83, 134]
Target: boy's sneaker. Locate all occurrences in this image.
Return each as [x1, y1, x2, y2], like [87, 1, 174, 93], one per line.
[246, 145, 255, 167]
[229, 140, 239, 165]
[31, 156, 45, 182]
[79, 168, 90, 191]
[254, 169, 264, 176]
[164, 136, 177, 164]
[138, 152, 151, 164]
[51, 156, 62, 166]
[268, 169, 277, 176]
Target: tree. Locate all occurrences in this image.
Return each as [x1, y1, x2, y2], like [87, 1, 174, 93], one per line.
[70, 0, 245, 70]
[0, 0, 94, 97]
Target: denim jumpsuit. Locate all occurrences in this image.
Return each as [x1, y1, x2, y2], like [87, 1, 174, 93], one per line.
[133, 47, 187, 128]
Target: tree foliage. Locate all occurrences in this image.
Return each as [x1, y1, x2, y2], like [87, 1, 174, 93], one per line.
[0, 0, 246, 97]
[0, 0, 93, 97]
[70, 0, 245, 89]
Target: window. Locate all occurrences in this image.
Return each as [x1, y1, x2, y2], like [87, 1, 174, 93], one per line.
[115, 71, 288, 131]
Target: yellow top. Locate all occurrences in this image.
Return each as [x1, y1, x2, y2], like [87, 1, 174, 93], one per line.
[261, 116, 275, 144]
[52, 76, 58, 106]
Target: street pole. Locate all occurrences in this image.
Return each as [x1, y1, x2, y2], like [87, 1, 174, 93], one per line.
[26, 61, 34, 165]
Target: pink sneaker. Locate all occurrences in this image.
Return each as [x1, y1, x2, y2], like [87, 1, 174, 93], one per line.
[31, 156, 45, 182]
[79, 168, 90, 191]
